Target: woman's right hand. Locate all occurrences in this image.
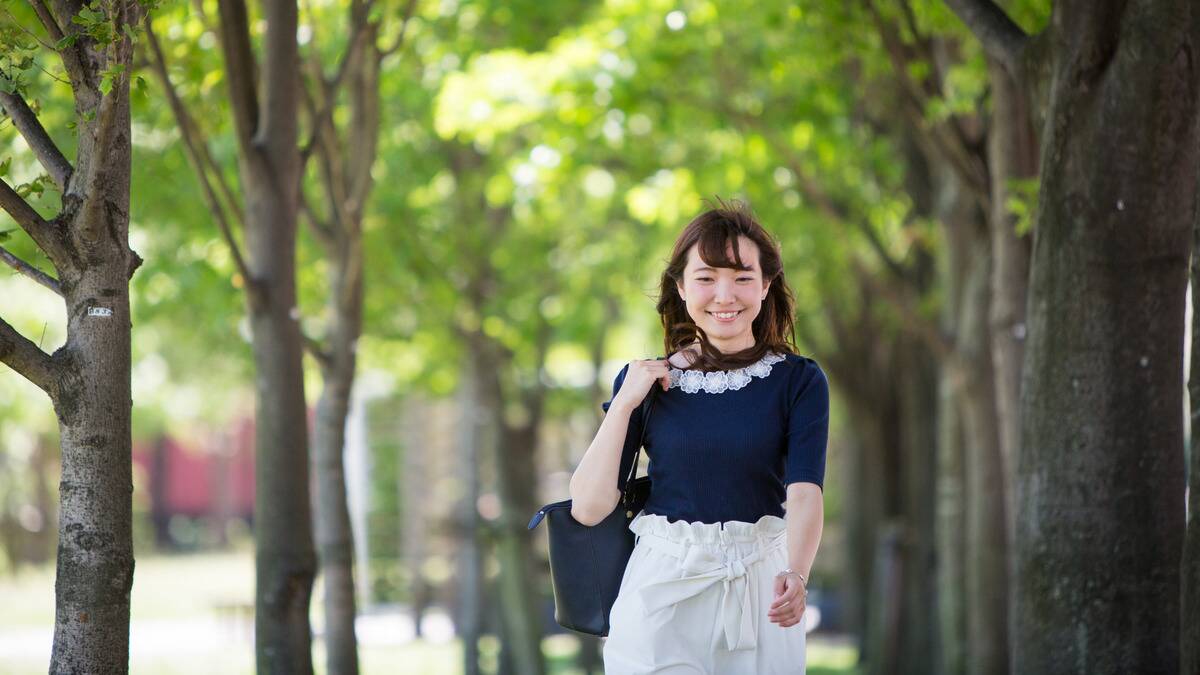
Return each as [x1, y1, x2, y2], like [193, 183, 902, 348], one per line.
[610, 358, 671, 412]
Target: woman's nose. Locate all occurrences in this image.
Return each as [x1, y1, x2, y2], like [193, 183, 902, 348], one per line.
[713, 278, 736, 303]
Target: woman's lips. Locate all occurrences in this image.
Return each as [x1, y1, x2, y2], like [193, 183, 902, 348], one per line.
[707, 310, 742, 323]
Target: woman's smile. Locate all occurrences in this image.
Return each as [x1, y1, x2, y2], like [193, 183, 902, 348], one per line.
[707, 309, 743, 323]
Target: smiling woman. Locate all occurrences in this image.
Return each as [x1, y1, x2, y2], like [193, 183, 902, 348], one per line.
[566, 200, 829, 674]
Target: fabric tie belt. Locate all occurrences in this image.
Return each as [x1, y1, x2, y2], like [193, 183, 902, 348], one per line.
[635, 530, 785, 651]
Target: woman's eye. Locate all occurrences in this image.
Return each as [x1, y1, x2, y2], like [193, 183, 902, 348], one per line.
[737, 277, 753, 282]
[696, 277, 712, 282]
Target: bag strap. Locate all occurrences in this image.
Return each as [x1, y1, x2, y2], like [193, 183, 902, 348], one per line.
[619, 378, 659, 508]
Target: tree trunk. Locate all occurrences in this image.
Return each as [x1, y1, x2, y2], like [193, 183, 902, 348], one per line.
[0, 4, 142, 670]
[897, 333, 939, 675]
[311, 110, 371, 675]
[1014, 3, 1198, 671]
[313, 345, 360, 675]
[984, 60, 1035, 540]
[228, 2, 318, 670]
[955, 234, 1008, 675]
[456, 356, 485, 675]
[931, 151, 1010, 675]
[936, 361, 967, 675]
[473, 334, 546, 675]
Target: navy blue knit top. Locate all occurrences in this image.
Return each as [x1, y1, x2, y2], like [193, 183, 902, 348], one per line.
[602, 352, 829, 525]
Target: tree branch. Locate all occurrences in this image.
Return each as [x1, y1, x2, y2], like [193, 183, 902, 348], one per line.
[943, 0, 1030, 76]
[866, 1, 991, 204]
[302, 330, 332, 369]
[0, 90, 73, 190]
[380, 0, 419, 57]
[144, 20, 244, 226]
[215, 0, 261, 153]
[850, 254, 955, 360]
[0, 244, 61, 295]
[30, 0, 64, 42]
[0, 177, 66, 265]
[0, 314, 58, 394]
[144, 22, 257, 298]
[258, 0, 299, 153]
[300, 3, 373, 165]
[299, 188, 337, 252]
[46, 0, 91, 87]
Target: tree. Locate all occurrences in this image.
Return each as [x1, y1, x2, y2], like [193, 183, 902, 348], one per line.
[949, 0, 1199, 671]
[0, 1, 145, 671]
[144, 1, 316, 670]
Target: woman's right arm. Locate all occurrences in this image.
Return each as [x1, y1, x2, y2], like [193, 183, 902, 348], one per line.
[568, 359, 669, 526]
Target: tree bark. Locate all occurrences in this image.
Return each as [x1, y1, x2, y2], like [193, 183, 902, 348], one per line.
[313, 345, 360, 675]
[0, 3, 142, 671]
[1013, 3, 1198, 672]
[215, 0, 319, 671]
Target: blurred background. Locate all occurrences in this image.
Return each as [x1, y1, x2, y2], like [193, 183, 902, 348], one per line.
[2, 0, 1195, 674]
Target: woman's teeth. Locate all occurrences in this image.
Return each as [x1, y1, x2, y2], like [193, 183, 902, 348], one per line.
[709, 311, 741, 320]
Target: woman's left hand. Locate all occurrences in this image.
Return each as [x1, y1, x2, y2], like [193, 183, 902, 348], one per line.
[767, 572, 806, 628]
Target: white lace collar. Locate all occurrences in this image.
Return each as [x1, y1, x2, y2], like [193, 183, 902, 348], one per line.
[667, 352, 787, 394]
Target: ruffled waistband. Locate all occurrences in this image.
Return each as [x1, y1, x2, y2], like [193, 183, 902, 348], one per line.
[628, 511, 787, 544]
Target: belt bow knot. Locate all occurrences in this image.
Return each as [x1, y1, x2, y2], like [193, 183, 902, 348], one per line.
[636, 536, 777, 651]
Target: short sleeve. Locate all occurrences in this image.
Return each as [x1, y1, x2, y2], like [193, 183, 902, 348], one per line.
[602, 363, 645, 492]
[784, 360, 829, 489]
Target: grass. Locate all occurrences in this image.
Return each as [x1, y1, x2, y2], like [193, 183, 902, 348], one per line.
[0, 549, 859, 674]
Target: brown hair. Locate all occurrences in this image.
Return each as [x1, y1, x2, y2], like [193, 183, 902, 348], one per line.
[655, 199, 797, 372]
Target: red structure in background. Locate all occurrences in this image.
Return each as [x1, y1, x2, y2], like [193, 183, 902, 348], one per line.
[131, 417, 256, 547]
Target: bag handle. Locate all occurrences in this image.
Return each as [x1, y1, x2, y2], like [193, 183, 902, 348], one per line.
[619, 374, 659, 509]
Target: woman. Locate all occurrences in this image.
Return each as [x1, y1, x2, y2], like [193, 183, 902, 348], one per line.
[567, 202, 828, 674]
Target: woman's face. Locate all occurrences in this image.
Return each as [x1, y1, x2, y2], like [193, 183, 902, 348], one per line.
[676, 235, 770, 352]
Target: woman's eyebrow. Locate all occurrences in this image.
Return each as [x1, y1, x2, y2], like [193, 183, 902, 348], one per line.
[693, 265, 756, 272]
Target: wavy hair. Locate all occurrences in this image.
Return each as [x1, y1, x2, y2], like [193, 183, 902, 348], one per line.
[655, 199, 797, 372]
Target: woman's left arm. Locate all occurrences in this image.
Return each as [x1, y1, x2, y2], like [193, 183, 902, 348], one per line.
[768, 481, 824, 627]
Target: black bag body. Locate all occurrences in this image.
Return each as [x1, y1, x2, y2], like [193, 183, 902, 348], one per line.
[526, 387, 657, 637]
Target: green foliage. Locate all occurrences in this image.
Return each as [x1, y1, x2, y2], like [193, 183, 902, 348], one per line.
[1006, 177, 1039, 237]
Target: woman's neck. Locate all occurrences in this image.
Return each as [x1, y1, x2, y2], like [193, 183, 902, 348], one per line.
[676, 337, 757, 361]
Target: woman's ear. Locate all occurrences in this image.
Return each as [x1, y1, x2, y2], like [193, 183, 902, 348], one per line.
[676, 282, 686, 301]
[761, 280, 771, 301]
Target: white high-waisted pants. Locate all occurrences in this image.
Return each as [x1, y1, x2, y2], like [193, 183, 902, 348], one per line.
[602, 511, 806, 674]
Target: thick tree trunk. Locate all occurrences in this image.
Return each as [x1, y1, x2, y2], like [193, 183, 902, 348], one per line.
[50, 256, 137, 674]
[1014, 4, 1198, 672]
[0, 10, 146, 670]
[234, 2, 317, 671]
